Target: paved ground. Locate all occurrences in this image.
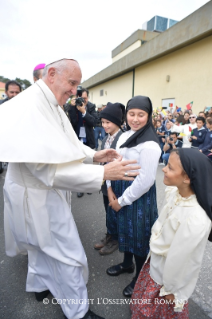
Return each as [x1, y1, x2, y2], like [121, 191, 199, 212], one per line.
[0, 166, 212, 319]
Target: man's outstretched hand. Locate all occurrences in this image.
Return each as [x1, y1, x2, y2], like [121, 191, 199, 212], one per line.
[93, 149, 122, 163]
[104, 158, 140, 181]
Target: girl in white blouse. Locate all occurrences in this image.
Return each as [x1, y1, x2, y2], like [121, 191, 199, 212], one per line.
[131, 148, 212, 319]
[106, 96, 161, 297]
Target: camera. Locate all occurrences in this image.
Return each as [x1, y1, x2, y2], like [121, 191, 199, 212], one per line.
[169, 137, 173, 141]
[75, 86, 84, 107]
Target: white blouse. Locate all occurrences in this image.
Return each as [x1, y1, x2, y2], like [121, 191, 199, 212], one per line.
[107, 129, 161, 207]
[149, 186, 211, 312]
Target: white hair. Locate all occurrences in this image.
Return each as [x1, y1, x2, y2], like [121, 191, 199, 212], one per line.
[42, 59, 79, 78]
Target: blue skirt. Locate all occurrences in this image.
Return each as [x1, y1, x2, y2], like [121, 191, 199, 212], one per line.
[107, 181, 158, 257]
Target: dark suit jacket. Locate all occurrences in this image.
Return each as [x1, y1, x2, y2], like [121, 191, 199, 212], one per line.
[68, 101, 97, 149]
[0, 97, 9, 105]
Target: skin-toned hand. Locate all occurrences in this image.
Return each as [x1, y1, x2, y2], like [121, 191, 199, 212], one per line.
[77, 102, 86, 114]
[107, 186, 117, 203]
[165, 294, 175, 303]
[103, 158, 140, 181]
[168, 138, 174, 144]
[191, 136, 197, 140]
[109, 198, 122, 212]
[93, 149, 122, 163]
[199, 149, 202, 152]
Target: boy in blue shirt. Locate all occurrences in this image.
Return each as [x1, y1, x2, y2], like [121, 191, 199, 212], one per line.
[199, 117, 212, 158]
[189, 116, 207, 148]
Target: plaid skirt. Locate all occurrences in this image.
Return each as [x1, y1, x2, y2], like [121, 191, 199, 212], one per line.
[107, 181, 158, 257]
[130, 261, 189, 319]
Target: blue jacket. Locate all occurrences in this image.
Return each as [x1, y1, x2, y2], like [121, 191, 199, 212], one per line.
[199, 130, 212, 155]
[191, 127, 207, 147]
[166, 139, 183, 154]
[156, 125, 165, 143]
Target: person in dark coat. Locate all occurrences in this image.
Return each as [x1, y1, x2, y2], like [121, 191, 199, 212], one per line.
[67, 88, 98, 198]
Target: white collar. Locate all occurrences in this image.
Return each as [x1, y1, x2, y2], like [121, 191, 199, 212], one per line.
[36, 79, 58, 107]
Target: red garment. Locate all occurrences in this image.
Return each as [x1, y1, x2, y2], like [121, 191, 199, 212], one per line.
[130, 261, 189, 319]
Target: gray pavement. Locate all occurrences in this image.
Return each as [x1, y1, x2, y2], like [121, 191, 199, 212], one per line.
[0, 166, 212, 319]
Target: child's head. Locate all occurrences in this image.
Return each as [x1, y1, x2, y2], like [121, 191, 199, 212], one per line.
[156, 120, 161, 127]
[100, 102, 125, 135]
[199, 111, 206, 119]
[166, 121, 171, 130]
[162, 150, 191, 190]
[196, 116, 205, 129]
[163, 148, 212, 220]
[206, 117, 212, 130]
[126, 96, 151, 131]
[184, 112, 190, 121]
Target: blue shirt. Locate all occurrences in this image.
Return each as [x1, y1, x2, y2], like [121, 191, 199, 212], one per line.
[156, 125, 165, 142]
[199, 130, 212, 155]
[191, 127, 207, 147]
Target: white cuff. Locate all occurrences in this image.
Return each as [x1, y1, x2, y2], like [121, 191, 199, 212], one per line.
[118, 195, 131, 207]
[159, 286, 186, 312]
[82, 111, 86, 117]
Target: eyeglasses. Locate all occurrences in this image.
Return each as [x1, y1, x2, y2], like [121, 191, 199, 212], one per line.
[189, 116, 196, 118]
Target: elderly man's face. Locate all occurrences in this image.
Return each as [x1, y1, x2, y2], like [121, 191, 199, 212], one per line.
[52, 61, 82, 106]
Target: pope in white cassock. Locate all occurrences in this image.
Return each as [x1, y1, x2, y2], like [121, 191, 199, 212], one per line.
[0, 58, 140, 319]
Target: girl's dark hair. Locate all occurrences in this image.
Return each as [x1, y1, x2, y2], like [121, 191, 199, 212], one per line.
[175, 115, 184, 124]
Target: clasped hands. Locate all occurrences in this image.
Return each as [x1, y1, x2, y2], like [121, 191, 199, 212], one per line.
[107, 187, 122, 212]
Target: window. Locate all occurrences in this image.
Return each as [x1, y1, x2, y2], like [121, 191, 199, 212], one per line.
[100, 89, 104, 96]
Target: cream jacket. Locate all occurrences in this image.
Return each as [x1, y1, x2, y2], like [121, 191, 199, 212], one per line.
[149, 187, 211, 312]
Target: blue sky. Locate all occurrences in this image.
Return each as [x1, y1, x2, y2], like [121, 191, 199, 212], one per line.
[0, 0, 209, 83]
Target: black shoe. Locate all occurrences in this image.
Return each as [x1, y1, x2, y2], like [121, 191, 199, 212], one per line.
[106, 263, 135, 276]
[87, 193, 92, 195]
[77, 193, 84, 198]
[35, 290, 50, 301]
[123, 277, 137, 297]
[81, 309, 105, 319]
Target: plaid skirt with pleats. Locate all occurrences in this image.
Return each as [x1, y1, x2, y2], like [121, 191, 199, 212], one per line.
[130, 261, 189, 319]
[107, 181, 158, 257]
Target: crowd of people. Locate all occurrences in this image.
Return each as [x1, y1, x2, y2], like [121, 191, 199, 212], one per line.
[0, 58, 212, 319]
[152, 107, 212, 165]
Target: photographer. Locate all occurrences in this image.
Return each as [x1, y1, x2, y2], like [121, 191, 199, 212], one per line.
[67, 88, 97, 149]
[162, 132, 183, 165]
[67, 87, 98, 198]
[94, 104, 106, 150]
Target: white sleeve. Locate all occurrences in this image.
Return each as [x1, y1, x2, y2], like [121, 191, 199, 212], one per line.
[81, 143, 96, 164]
[118, 146, 160, 207]
[171, 124, 183, 133]
[106, 180, 111, 188]
[25, 161, 104, 193]
[160, 213, 211, 312]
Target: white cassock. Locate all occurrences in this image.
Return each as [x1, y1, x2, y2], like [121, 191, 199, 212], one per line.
[0, 79, 104, 319]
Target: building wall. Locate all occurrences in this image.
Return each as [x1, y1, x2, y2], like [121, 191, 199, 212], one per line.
[0, 88, 5, 99]
[112, 40, 141, 63]
[134, 35, 212, 113]
[89, 71, 133, 107]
